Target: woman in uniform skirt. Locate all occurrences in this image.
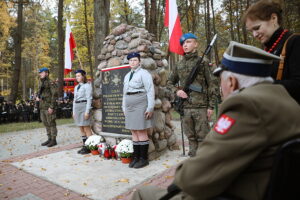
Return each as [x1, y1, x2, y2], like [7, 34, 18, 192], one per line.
[73, 69, 93, 154]
[122, 52, 155, 168]
[243, 0, 300, 104]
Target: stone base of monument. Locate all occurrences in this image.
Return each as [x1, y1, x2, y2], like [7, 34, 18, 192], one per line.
[98, 132, 169, 161]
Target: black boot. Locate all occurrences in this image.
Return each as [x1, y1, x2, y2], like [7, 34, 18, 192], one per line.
[78, 136, 88, 153]
[47, 137, 57, 147]
[41, 136, 51, 146]
[129, 144, 140, 168]
[134, 143, 149, 169]
[78, 146, 90, 154]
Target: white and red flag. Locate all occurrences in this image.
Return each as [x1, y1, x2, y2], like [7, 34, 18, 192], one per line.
[64, 20, 76, 75]
[164, 0, 184, 55]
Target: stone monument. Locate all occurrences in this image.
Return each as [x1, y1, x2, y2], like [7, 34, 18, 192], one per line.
[92, 24, 179, 160]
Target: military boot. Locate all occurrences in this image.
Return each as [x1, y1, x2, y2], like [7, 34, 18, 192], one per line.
[47, 137, 57, 147]
[41, 135, 51, 146]
[129, 144, 140, 168]
[134, 143, 149, 169]
[78, 146, 90, 154]
[188, 140, 198, 157]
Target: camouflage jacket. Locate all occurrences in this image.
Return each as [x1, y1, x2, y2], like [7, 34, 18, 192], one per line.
[38, 77, 58, 110]
[167, 51, 219, 109]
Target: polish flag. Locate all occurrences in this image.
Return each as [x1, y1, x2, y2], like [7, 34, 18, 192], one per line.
[164, 0, 184, 55]
[64, 20, 76, 75]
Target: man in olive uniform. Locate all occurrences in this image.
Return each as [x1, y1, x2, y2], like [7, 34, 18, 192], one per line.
[131, 41, 300, 200]
[167, 33, 218, 157]
[37, 67, 58, 147]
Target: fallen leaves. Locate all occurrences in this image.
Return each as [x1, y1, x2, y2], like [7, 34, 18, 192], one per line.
[164, 175, 174, 179]
[64, 190, 70, 196]
[116, 178, 129, 183]
[41, 168, 47, 171]
[162, 163, 171, 168]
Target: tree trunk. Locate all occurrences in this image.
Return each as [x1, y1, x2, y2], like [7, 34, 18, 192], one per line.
[206, 0, 211, 45]
[22, 59, 26, 100]
[156, 0, 164, 41]
[149, 0, 157, 38]
[9, 0, 23, 103]
[185, 0, 190, 31]
[191, 0, 200, 33]
[83, 0, 94, 83]
[123, 0, 130, 24]
[228, 0, 235, 41]
[204, 0, 208, 42]
[94, 0, 110, 68]
[210, 0, 219, 65]
[242, 0, 249, 44]
[235, 0, 241, 42]
[57, 0, 64, 98]
[145, 0, 149, 30]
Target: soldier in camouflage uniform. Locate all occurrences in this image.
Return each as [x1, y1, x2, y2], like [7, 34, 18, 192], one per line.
[167, 33, 218, 157]
[37, 67, 58, 147]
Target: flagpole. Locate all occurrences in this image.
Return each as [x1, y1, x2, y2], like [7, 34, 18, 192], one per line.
[74, 47, 84, 69]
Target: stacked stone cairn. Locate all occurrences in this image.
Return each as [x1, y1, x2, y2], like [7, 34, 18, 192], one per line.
[92, 24, 179, 160]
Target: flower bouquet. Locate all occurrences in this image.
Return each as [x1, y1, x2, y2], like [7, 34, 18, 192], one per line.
[115, 139, 133, 163]
[85, 135, 103, 155]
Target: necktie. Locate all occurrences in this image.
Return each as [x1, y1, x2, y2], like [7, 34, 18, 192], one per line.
[77, 84, 81, 91]
[129, 71, 134, 81]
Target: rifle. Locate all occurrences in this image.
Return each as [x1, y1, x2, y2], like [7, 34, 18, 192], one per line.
[174, 34, 218, 116]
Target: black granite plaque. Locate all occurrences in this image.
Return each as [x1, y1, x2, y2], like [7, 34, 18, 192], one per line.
[101, 65, 131, 135]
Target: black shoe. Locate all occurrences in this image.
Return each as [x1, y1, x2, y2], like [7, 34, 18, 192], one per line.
[188, 151, 196, 157]
[77, 146, 86, 154]
[78, 146, 90, 154]
[129, 158, 139, 168]
[41, 139, 51, 146]
[47, 139, 57, 147]
[133, 158, 149, 168]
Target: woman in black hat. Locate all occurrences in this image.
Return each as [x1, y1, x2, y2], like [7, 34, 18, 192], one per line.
[73, 69, 93, 154]
[122, 52, 155, 168]
[243, 0, 300, 104]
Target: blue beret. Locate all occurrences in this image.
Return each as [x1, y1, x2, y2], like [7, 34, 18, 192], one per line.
[75, 69, 86, 75]
[213, 41, 281, 77]
[39, 67, 49, 73]
[180, 33, 198, 46]
[127, 52, 140, 60]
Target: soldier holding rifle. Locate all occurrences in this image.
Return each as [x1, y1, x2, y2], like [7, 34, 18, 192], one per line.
[167, 33, 218, 157]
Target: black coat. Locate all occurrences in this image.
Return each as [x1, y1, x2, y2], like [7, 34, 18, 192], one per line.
[265, 27, 300, 104]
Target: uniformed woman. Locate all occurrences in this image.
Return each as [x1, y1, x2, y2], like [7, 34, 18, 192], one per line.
[122, 52, 155, 169]
[243, 0, 300, 104]
[73, 69, 93, 154]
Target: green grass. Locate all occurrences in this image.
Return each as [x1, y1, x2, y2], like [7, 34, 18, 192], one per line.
[0, 118, 74, 134]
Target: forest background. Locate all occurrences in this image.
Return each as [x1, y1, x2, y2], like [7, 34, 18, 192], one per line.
[0, 0, 299, 103]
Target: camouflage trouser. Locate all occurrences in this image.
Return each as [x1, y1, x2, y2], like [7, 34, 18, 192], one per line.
[40, 109, 57, 138]
[182, 108, 209, 156]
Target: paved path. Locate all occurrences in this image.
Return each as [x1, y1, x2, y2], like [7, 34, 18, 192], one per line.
[0, 123, 82, 160]
[0, 121, 189, 200]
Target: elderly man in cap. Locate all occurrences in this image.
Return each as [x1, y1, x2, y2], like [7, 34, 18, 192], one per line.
[131, 41, 300, 200]
[37, 67, 58, 147]
[167, 33, 218, 157]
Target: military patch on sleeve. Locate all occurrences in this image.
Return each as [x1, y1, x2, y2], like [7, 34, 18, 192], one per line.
[214, 114, 235, 135]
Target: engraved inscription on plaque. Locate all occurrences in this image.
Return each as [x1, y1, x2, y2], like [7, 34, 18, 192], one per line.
[102, 65, 131, 135]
